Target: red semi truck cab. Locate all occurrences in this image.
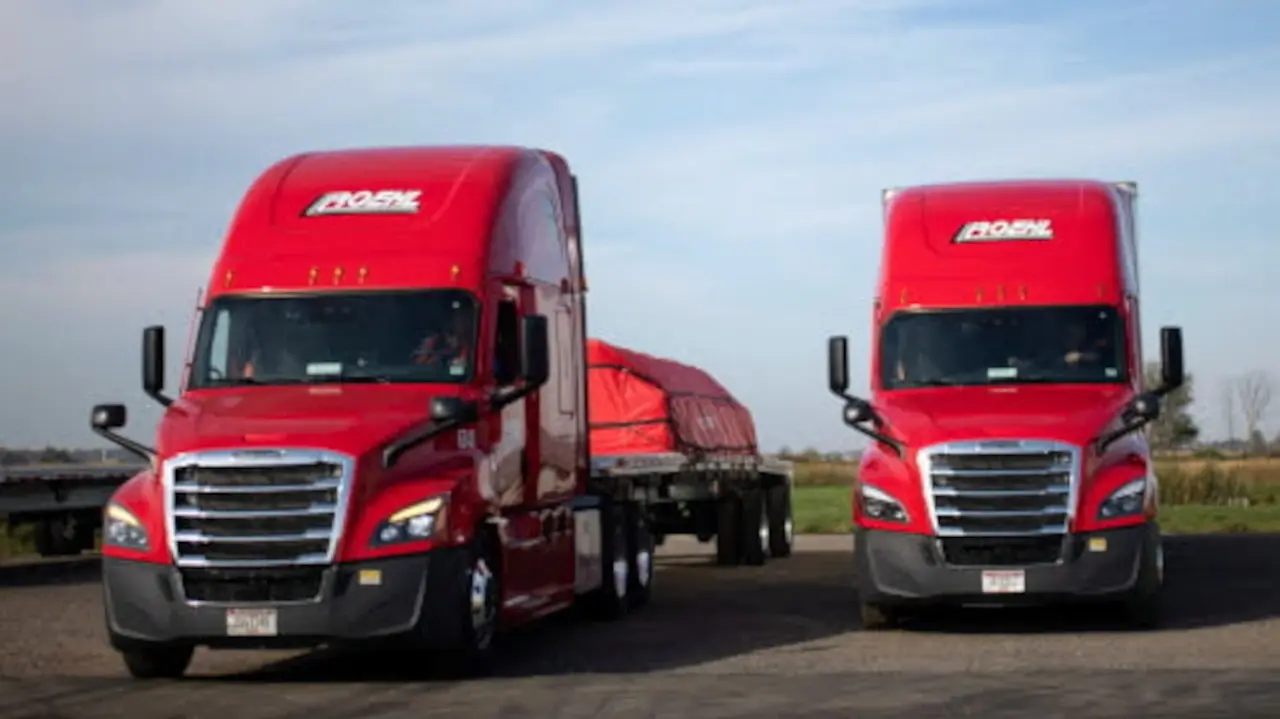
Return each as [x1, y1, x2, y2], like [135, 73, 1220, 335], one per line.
[826, 179, 1184, 629]
[89, 146, 650, 678]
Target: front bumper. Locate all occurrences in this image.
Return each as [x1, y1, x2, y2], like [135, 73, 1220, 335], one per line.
[853, 522, 1159, 607]
[103, 548, 466, 650]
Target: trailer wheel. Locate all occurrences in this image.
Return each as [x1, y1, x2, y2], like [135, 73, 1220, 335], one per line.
[765, 483, 794, 558]
[740, 488, 768, 567]
[34, 515, 83, 557]
[625, 502, 654, 609]
[587, 503, 631, 620]
[714, 495, 742, 566]
[120, 644, 194, 680]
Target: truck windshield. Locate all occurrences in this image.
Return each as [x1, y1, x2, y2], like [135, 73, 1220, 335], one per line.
[188, 289, 480, 388]
[878, 304, 1128, 389]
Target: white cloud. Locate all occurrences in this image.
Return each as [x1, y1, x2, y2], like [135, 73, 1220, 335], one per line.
[1, 0, 1277, 447]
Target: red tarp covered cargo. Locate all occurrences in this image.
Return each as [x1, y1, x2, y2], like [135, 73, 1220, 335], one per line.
[587, 338, 758, 457]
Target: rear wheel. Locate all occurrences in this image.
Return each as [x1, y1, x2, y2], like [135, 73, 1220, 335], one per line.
[588, 503, 631, 620]
[625, 502, 655, 609]
[34, 514, 89, 557]
[120, 644, 194, 679]
[740, 488, 768, 567]
[765, 483, 794, 558]
[714, 495, 742, 566]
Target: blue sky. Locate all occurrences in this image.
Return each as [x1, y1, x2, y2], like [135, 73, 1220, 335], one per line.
[1, 0, 1278, 451]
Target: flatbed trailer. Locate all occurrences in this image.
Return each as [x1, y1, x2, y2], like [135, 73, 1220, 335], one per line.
[586, 338, 794, 565]
[0, 463, 146, 557]
[591, 452, 794, 565]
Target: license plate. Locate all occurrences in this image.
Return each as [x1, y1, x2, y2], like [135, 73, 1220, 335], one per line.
[226, 608, 278, 637]
[981, 569, 1026, 594]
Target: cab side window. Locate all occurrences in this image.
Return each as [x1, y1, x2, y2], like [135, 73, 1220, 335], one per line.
[494, 299, 521, 385]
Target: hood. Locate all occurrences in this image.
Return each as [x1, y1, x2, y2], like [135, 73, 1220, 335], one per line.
[157, 384, 458, 458]
[873, 384, 1134, 449]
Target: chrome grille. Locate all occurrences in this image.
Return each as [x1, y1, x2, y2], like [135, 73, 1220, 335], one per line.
[164, 449, 355, 569]
[919, 440, 1078, 540]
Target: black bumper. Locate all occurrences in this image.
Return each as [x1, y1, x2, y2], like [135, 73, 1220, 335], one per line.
[103, 548, 466, 651]
[854, 522, 1159, 607]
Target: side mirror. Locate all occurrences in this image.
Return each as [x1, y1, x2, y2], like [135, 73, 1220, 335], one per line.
[88, 402, 154, 462]
[91, 403, 127, 431]
[429, 396, 479, 423]
[142, 325, 172, 407]
[828, 336, 850, 397]
[1156, 326, 1183, 395]
[1123, 392, 1161, 424]
[842, 399, 874, 426]
[520, 314, 550, 388]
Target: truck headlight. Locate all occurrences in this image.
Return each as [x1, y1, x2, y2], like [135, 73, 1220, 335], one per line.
[103, 503, 149, 551]
[859, 484, 909, 523]
[1097, 479, 1147, 520]
[371, 495, 449, 547]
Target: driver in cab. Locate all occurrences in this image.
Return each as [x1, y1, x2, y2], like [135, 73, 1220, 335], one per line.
[413, 304, 473, 376]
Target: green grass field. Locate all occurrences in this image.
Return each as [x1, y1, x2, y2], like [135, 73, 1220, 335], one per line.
[3, 456, 1279, 560]
[789, 484, 1280, 534]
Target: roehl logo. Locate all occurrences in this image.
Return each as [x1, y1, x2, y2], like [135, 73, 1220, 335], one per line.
[954, 219, 1054, 243]
[304, 189, 422, 216]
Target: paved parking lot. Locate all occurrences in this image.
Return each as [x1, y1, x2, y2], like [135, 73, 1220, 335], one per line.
[2, 534, 1279, 718]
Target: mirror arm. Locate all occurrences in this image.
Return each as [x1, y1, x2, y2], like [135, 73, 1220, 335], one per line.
[840, 396, 905, 457]
[1094, 416, 1152, 455]
[851, 424, 905, 458]
[382, 417, 464, 470]
[91, 427, 156, 463]
[146, 389, 173, 408]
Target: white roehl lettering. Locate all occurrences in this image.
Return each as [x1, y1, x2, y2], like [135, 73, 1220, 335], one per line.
[304, 189, 422, 216]
[954, 218, 1054, 242]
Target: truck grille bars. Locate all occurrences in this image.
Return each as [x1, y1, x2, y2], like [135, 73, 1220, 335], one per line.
[164, 449, 355, 568]
[919, 439, 1078, 538]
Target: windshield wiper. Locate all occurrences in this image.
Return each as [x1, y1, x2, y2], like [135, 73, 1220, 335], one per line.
[908, 378, 967, 387]
[327, 375, 393, 384]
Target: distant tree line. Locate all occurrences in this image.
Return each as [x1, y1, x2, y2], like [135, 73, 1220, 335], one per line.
[0, 446, 136, 466]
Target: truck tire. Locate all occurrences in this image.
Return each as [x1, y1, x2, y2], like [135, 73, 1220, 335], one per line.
[859, 601, 899, 631]
[624, 502, 654, 609]
[714, 495, 742, 566]
[765, 483, 794, 558]
[120, 644, 194, 679]
[587, 503, 631, 620]
[740, 488, 768, 567]
[1121, 532, 1165, 630]
[421, 529, 502, 678]
[34, 515, 82, 557]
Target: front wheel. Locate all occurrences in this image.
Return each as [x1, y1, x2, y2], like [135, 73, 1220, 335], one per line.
[120, 644, 194, 679]
[422, 532, 502, 678]
[1121, 535, 1165, 630]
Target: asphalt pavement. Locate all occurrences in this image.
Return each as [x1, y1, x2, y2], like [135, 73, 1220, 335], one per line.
[1, 534, 1278, 718]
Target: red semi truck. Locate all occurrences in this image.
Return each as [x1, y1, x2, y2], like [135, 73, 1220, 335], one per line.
[88, 145, 789, 680]
[826, 179, 1184, 629]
